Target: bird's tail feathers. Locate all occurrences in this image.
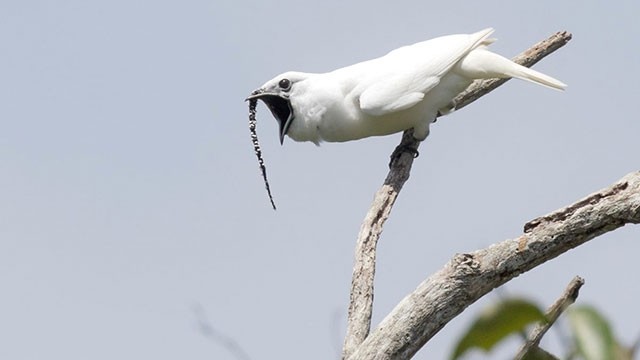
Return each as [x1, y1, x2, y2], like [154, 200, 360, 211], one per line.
[456, 48, 567, 91]
[505, 61, 567, 91]
[470, 28, 496, 49]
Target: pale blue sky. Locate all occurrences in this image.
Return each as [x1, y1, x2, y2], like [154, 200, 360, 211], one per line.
[1, 1, 639, 359]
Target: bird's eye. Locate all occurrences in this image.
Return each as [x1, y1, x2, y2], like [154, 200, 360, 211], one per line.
[279, 78, 291, 91]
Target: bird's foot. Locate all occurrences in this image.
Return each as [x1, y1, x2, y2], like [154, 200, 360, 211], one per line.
[389, 143, 420, 168]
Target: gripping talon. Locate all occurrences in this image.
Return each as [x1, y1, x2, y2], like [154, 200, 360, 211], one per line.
[389, 144, 420, 168]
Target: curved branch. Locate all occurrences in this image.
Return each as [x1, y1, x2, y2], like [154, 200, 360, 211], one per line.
[342, 31, 573, 359]
[348, 171, 640, 359]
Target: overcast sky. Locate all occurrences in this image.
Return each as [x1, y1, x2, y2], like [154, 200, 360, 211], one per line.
[1, 1, 639, 359]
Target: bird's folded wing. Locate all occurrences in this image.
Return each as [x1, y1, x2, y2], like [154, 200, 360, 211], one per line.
[358, 28, 494, 117]
[358, 75, 438, 116]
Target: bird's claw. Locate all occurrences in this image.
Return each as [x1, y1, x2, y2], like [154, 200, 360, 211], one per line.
[389, 144, 420, 168]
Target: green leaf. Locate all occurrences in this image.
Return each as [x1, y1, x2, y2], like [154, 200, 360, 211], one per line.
[450, 298, 547, 360]
[567, 305, 616, 360]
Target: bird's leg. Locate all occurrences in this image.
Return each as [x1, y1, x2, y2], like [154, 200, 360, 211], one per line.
[388, 130, 421, 168]
[389, 144, 419, 167]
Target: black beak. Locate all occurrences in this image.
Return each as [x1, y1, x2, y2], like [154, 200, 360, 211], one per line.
[246, 90, 294, 145]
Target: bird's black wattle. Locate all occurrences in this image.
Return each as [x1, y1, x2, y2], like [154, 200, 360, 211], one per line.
[254, 94, 294, 145]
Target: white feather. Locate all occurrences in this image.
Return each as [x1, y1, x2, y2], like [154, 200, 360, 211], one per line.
[454, 48, 567, 90]
[358, 28, 495, 116]
[252, 28, 566, 144]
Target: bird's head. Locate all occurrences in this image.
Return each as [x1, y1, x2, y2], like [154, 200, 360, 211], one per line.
[246, 72, 309, 144]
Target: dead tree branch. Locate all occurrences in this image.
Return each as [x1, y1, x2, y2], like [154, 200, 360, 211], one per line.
[515, 276, 585, 360]
[342, 31, 573, 359]
[348, 171, 640, 359]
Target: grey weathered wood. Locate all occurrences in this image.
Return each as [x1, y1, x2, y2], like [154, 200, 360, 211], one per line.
[348, 172, 640, 359]
[342, 129, 419, 359]
[342, 31, 573, 359]
[515, 276, 585, 360]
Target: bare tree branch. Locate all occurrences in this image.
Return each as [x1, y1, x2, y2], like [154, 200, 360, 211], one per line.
[342, 31, 573, 359]
[342, 129, 419, 359]
[347, 171, 640, 359]
[515, 276, 585, 360]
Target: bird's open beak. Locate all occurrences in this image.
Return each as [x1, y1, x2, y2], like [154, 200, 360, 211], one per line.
[246, 89, 294, 145]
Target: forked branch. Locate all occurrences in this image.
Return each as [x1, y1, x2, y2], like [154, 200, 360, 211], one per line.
[349, 171, 640, 359]
[342, 31, 573, 359]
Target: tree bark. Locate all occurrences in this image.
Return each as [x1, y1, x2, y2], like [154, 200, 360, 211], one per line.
[515, 276, 585, 360]
[348, 171, 640, 359]
[342, 30, 573, 359]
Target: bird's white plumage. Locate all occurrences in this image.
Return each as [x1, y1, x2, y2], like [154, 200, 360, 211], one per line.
[358, 29, 494, 116]
[250, 28, 566, 145]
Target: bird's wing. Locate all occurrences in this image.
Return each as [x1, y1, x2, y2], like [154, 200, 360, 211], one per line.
[358, 28, 494, 116]
[358, 74, 439, 116]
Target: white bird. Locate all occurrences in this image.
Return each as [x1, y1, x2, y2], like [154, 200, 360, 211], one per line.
[247, 28, 565, 146]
